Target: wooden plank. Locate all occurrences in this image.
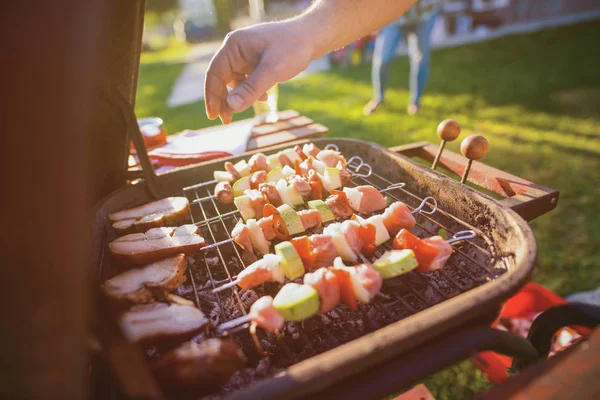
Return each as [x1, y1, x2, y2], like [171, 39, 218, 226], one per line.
[247, 124, 328, 150]
[252, 109, 299, 126]
[251, 116, 314, 138]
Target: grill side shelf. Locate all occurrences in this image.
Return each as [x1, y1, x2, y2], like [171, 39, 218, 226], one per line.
[389, 142, 559, 222]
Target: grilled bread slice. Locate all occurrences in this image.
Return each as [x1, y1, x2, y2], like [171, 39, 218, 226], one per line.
[102, 254, 188, 305]
[109, 197, 190, 235]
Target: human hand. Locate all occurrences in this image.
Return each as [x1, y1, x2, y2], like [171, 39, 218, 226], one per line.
[204, 21, 316, 124]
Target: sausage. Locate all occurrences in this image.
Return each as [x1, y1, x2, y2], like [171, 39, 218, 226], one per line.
[214, 181, 233, 204]
[248, 153, 268, 174]
[224, 161, 241, 182]
[250, 170, 267, 190]
[259, 182, 283, 207]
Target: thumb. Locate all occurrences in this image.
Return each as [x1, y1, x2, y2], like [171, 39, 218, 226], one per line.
[226, 62, 276, 112]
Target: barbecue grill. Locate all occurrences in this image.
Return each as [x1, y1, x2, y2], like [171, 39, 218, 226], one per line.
[92, 135, 561, 399]
[6, 1, 580, 399]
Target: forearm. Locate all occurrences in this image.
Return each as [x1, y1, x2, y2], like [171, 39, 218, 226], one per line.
[292, 0, 417, 59]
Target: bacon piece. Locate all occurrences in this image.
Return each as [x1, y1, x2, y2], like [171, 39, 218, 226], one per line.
[249, 296, 284, 332]
[248, 153, 268, 174]
[344, 185, 387, 214]
[232, 221, 253, 253]
[422, 236, 453, 271]
[214, 181, 233, 204]
[224, 161, 241, 182]
[317, 150, 347, 168]
[250, 170, 267, 190]
[259, 182, 283, 207]
[245, 189, 266, 219]
[341, 220, 362, 255]
[298, 209, 322, 230]
[257, 215, 277, 241]
[304, 268, 340, 314]
[294, 145, 308, 160]
[352, 263, 383, 302]
[382, 202, 416, 235]
[325, 190, 353, 217]
[308, 234, 337, 268]
[287, 175, 312, 200]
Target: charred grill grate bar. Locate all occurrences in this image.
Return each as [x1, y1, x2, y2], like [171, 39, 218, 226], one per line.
[176, 155, 497, 366]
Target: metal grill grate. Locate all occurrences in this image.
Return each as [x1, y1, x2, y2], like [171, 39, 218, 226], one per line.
[167, 154, 500, 371]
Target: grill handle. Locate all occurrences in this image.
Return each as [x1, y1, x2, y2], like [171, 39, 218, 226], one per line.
[312, 325, 539, 400]
[389, 142, 559, 222]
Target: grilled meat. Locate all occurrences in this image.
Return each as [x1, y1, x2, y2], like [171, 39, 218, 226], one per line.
[250, 170, 267, 190]
[248, 153, 269, 174]
[382, 202, 416, 235]
[109, 197, 190, 236]
[325, 190, 353, 217]
[259, 182, 283, 207]
[109, 224, 205, 266]
[214, 181, 233, 204]
[224, 161, 241, 181]
[249, 296, 285, 332]
[232, 221, 253, 253]
[298, 209, 322, 230]
[304, 268, 340, 314]
[316, 149, 346, 168]
[103, 254, 188, 305]
[150, 339, 246, 399]
[119, 302, 208, 346]
[344, 186, 387, 214]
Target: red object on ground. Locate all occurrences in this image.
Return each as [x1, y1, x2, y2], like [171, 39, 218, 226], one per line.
[472, 282, 586, 384]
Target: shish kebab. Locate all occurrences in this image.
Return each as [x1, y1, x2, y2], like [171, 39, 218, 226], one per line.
[208, 184, 437, 258]
[213, 196, 439, 292]
[219, 229, 476, 333]
[203, 147, 374, 222]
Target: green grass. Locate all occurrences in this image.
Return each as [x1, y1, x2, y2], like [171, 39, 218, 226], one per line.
[137, 20, 600, 398]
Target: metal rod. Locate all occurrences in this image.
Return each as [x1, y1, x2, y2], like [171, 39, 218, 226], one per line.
[218, 314, 251, 334]
[412, 196, 437, 215]
[447, 230, 477, 244]
[460, 160, 473, 184]
[431, 140, 447, 170]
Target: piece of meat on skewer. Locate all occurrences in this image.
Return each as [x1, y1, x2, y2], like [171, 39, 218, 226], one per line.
[109, 197, 190, 236]
[317, 149, 347, 168]
[109, 225, 205, 266]
[302, 143, 321, 158]
[258, 182, 283, 207]
[304, 268, 340, 314]
[249, 296, 285, 332]
[150, 339, 246, 399]
[325, 190, 353, 217]
[248, 153, 269, 174]
[224, 161, 242, 182]
[382, 201, 416, 235]
[250, 170, 267, 190]
[287, 175, 312, 201]
[102, 254, 188, 305]
[343, 185, 388, 214]
[422, 236, 453, 271]
[214, 181, 233, 204]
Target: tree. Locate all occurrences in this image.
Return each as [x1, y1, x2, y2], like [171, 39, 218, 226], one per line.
[145, 0, 179, 15]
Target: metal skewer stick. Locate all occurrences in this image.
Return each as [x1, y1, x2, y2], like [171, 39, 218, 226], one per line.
[217, 229, 478, 334]
[432, 119, 461, 170]
[459, 135, 489, 184]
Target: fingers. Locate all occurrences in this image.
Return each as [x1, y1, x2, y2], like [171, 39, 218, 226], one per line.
[230, 79, 268, 101]
[204, 49, 236, 120]
[219, 85, 233, 124]
[226, 62, 276, 112]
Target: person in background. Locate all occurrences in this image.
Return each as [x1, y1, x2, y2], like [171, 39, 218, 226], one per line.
[204, 0, 420, 124]
[363, 1, 442, 116]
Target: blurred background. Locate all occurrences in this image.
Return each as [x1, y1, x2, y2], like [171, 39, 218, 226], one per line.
[137, 1, 600, 398]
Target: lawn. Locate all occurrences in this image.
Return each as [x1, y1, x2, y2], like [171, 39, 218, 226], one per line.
[136, 20, 600, 398]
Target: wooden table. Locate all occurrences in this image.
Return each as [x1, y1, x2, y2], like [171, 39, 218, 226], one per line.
[128, 109, 328, 177]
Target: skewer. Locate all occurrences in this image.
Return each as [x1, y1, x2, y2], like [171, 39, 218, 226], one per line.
[190, 155, 372, 205]
[215, 230, 478, 334]
[211, 200, 445, 294]
[194, 180, 408, 229]
[459, 135, 489, 184]
[183, 143, 345, 192]
[432, 120, 461, 170]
